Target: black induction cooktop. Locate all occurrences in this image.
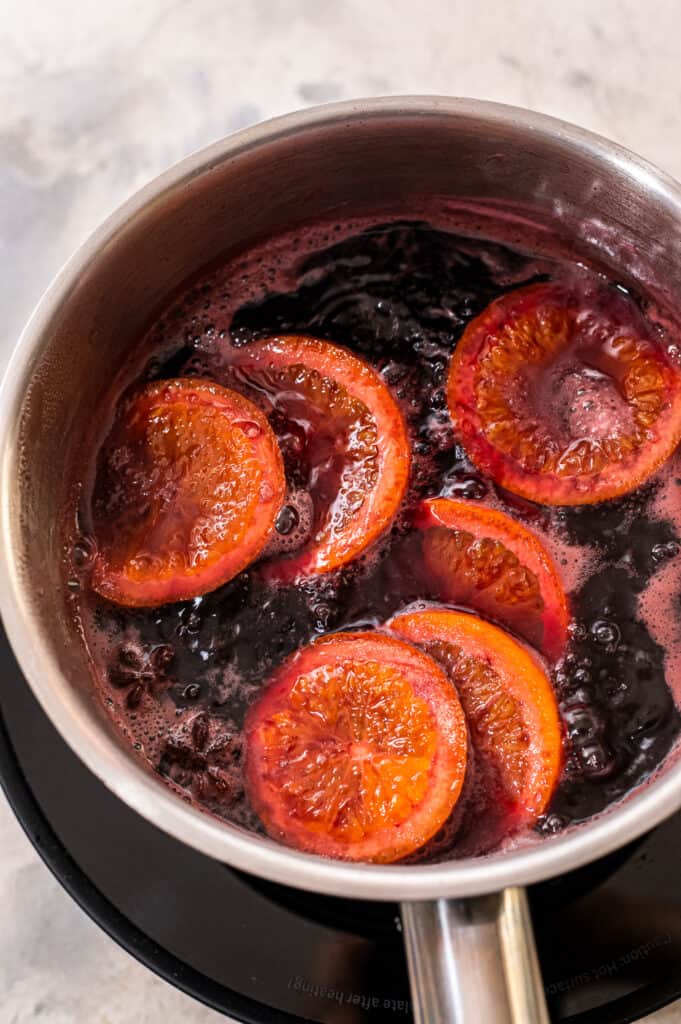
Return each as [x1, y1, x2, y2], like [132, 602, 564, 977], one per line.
[1, 626, 681, 1024]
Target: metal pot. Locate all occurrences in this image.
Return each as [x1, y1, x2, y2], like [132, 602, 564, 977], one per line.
[3, 97, 681, 1023]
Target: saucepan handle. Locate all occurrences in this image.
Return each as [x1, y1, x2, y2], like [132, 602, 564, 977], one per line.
[401, 887, 549, 1024]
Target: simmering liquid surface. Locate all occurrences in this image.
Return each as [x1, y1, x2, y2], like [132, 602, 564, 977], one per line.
[68, 220, 681, 859]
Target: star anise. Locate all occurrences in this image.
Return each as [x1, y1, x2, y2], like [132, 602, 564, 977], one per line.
[159, 710, 244, 807]
[108, 640, 175, 709]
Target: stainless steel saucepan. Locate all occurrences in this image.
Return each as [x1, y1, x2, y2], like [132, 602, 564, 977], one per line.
[3, 97, 681, 1023]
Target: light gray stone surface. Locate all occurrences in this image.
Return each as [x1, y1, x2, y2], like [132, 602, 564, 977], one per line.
[2, 0, 681, 1020]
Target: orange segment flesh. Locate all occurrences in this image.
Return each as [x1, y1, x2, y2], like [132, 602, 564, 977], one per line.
[418, 497, 570, 659]
[246, 632, 467, 862]
[91, 378, 285, 606]
[222, 335, 410, 577]
[447, 283, 681, 505]
[389, 609, 562, 836]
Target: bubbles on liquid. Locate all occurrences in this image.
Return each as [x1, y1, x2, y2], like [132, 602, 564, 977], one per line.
[562, 685, 592, 708]
[568, 621, 588, 642]
[181, 609, 202, 635]
[382, 361, 409, 387]
[571, 665, 592, 686]
[591, 619, 621, 653]
[275, 504, 299, 535]
[264, 489, 313, 555]
[579, 742, 616, 778]
[72, 535, 97, 570]
[562, 696, 617, 781]
[652, 540, 679, 563]
[441, 472, 488, 501]
[312, 602, 332, 633]
[557, 641, 618, 782]
[535, 812, 568, 836]
[564, 704, 602, 741]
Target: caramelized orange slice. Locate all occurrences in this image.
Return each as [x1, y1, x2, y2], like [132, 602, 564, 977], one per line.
[418, 497, 569, 659]
[448, 283, 681, 505]
[389, 609, 562, 831]
[245, 632, 467, 862]
[223, 335, 410, 577]
[91, 379, 285, 606]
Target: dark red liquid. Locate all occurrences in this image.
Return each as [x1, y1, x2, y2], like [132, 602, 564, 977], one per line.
[68, 220, 681, 860]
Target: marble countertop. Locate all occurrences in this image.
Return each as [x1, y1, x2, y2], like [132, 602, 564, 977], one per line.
[3, 0, 681, 1020]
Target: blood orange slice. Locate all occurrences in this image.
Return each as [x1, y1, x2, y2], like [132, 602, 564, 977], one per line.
[389, 609, 562, 835]
[91, 378, 285, 606]
[418, 497, 569, 659]
[245, 632, 467, 863]
[447, 283, 681, 505]
[222, 335, 410, 577]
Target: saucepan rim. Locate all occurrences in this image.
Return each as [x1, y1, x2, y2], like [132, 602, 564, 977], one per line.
[3, 95, 681, 901]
